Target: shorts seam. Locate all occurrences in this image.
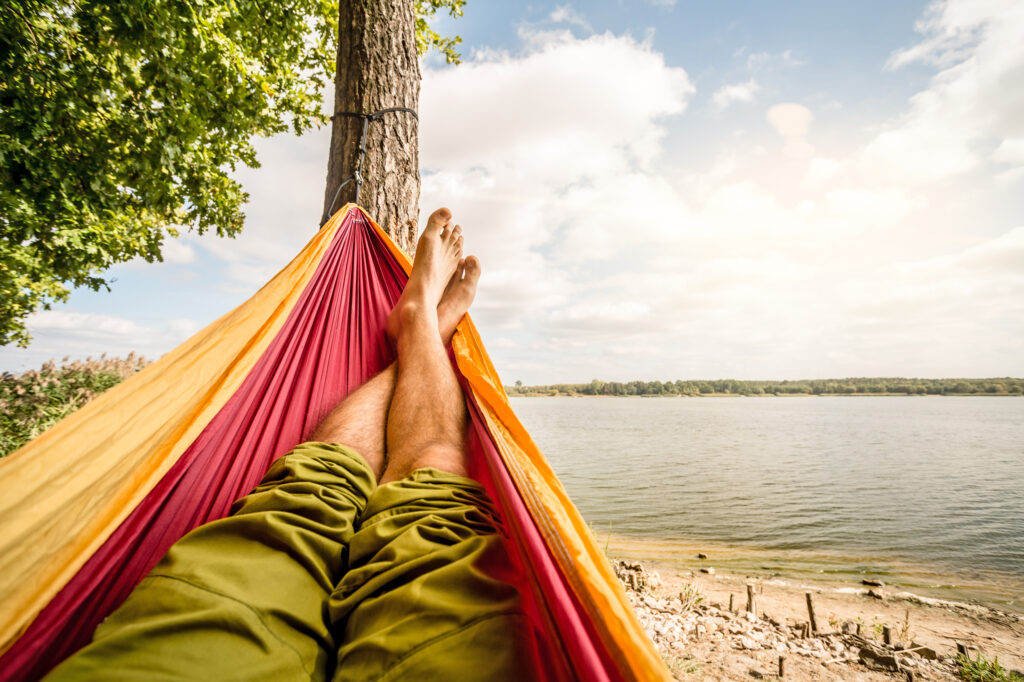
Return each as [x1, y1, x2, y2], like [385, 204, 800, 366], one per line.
[369, 610, 525, 682]
[144, 573, 318, 677]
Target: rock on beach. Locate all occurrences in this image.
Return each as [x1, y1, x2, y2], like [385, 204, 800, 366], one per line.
[611, 559, 993, 681]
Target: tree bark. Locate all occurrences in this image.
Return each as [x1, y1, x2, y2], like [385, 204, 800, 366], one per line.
[323, 0, 420, 253]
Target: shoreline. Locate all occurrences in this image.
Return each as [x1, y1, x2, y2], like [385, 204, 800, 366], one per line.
[617, 558, 1024, 679]
[605, 535, 1024, 617]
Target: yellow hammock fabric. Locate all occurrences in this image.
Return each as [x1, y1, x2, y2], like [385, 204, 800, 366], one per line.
[0, 205, 669, 681]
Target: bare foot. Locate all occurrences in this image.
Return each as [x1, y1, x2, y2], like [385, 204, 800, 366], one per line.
[386, 208, 476, 341]
[436, 255, 481, 341]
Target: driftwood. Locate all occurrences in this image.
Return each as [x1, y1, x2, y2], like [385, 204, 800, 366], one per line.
[805, 592, 818, 633]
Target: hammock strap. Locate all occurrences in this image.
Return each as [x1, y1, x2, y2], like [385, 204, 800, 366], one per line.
[321, 107, 419, 226]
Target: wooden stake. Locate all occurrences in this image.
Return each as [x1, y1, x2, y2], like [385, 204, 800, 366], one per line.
[746, 584, 757, 617]
[883, 625, 892, 646]
[778, 656, 786, 678]
[729, 593, 735, 613]
[805, 593, 818, 633]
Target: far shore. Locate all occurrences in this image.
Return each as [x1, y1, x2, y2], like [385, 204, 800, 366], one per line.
[508, 391, 1024, 397]
[504, 376, 1024, 399]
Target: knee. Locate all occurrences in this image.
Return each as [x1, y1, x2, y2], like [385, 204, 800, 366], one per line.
[416, 442, 467, 474]
[383, 442, 468, 482]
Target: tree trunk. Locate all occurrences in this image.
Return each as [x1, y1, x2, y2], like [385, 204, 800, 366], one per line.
[322, 0, 420, 253]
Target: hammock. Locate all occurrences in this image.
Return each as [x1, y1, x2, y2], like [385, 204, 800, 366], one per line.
[0, 205, 669, 681]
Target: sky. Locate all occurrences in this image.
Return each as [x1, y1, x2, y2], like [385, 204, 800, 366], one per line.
[3, 0, 1023, 384]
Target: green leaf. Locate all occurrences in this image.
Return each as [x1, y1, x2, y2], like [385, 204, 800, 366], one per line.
[0, 0, 465, 345]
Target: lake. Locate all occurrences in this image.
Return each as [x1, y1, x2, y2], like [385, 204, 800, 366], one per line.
[510, 396, 1024, 611]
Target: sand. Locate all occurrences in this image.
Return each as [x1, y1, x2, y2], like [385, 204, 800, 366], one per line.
[619, 558, 1024, 680]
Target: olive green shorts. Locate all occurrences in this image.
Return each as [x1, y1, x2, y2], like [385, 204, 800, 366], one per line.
[45, 443, 533, 681]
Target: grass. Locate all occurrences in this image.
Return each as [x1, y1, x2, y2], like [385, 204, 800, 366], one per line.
[956, 652, 1024, 682]
[666, 655, 702, 676]
[896, 607, 913, 644]
[0, 354, 150, 457]
[871, 615, 884, 640]
[679, 581, 704, 611]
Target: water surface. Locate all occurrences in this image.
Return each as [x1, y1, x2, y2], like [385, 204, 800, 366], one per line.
[510, 396, 1024, 610]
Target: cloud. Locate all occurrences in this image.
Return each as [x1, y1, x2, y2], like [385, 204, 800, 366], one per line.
[886, 1, 993, 70]
[549, 301, 654, 331]
[160, 238, 196, 264]
[419, 29, 694, 341]
[711, 79, 760, 110]
[412, 16, 1023, 382]
[0, 311, 202, 371]
[547, 5, 591, 31]
[802, 157, 848, 189]
[745, 48, 805, 72]
[422, 31, 693, 174]
[28, 311, 150, 337]
[993, 138, 1024, 166]
[842, 227, 1024, 369]
[861, 0, 1024, 184]
[766, 103, 814, 158]
[66, 5, 1015, 384]
[766, 103, 811, 138]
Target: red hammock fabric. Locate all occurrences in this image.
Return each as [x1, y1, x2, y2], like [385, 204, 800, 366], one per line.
[0, 209, 619, 681]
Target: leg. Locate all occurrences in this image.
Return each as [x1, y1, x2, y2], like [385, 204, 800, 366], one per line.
[330, 209, 533, 681]
[310, 364, 396, 480]
[381, 208, 472, 483]
[312, 245, 482, 482]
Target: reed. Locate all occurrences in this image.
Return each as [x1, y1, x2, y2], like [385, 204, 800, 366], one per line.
[0, 354, 150, 457]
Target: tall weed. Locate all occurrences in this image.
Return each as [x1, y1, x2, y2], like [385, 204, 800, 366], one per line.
[0, 354, 150, 457]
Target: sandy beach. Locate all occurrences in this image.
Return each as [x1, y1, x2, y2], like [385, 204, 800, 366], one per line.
[615, 556, 1024, 680]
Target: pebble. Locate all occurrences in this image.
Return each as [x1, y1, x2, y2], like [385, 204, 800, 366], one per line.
[612, 559, 959, 680]
[738, 636, 759, 650]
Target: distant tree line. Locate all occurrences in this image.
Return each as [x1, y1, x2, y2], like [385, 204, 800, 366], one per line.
[505, 377, 1024, 397]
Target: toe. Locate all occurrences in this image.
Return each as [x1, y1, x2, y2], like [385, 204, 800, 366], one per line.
[464, 255, 481, 282]
[448, 224, 462, 244]
[443, 259, 466, 295]
[426, 207, 452, 235]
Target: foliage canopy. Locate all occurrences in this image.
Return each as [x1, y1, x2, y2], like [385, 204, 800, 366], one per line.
[506, 377, 1024, 397]
[0, 0, 463, 347]
[415, 0, 466, 64]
